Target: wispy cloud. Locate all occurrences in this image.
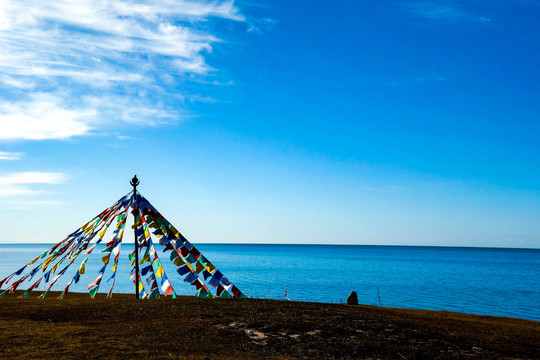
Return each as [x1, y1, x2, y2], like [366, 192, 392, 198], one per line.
[0, 151, 23, 160]
[364, 185, 402, 193]
[0, 199, 65, 209]
[247, 17, 277, 34]
[0, 171, 68, 198]
[0, 0, 244, 141]
[403, 2, 492, 24]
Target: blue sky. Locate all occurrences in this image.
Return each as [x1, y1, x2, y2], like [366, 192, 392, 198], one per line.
[0, 0, 539, 248]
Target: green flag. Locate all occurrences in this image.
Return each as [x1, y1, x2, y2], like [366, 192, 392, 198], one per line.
[195, 288, 208, 299]
[149, 288, 160, 299]
[220, 291, 232, 299]
[89, 286, 99, 299]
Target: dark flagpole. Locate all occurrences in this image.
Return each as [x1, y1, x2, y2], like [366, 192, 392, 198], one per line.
[130, 175, 140, 299]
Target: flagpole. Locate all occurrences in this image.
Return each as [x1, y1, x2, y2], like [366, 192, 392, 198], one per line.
[130, 175, 140, 299]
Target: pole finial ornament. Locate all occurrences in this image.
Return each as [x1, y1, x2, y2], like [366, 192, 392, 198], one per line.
[130, 175, 140, 187]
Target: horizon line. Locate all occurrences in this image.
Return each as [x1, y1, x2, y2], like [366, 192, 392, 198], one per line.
[0, 242, 538, 250]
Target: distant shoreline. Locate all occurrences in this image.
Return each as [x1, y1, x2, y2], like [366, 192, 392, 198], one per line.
[0, 242, 539, 250]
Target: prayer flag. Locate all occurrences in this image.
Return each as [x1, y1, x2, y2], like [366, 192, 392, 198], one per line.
[160, 279, 171, 293]
[149, 288, 160, 299]
[212, 270, 223, 281]
[220, 290, 232, 299]
[195, 288, 208, 298]
[198, 255, 208, 266]
[170, 251, 179, 261]
[139, 254, 150, 264]
[205, 262, 216, 273]
[42, 256, 55, 271]
[88, 274, 103, 290]
[183, 272, 197, 284]
[155, 266, 164, 278]
[44, 270, 51, 283]
[202, 270, 212, 280]
[208, 276, 220, 288]
[194, 261, 204, 274]
[191, 278, 204, 290]
[164, 286, 174, 296]
[216, 284, 225, 296]
[14, 265, 26, 276]
[151, 259, 161, 271]
[141, 265, 152, 276]
[180, 246, 189, 257]
[27, 256, 40, 266]
[190, 248, 200, 258]
[173, 256, 185, 267]
[177, 265, 189, 276]
[79, 258, 88, 274]
[232, 285, 242, 298]
[184, 253, 197, 264]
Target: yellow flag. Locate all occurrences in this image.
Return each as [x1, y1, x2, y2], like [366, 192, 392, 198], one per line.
[138, 282, 144, 292]
[27, 255, 40, 266]
[195, 261, 204, 274]
[111, 263, 117, 272]
[173, 256, 185, 267]
[51, 262, 60, 274]
[205, 262, 216, 273]
[155, 266, 164, 278]
[139, 254, 150, 265]
[168, 226, 180, 239]
[80, 221, 90, 232]
[102, 254, 110, 264]
[144, 229, 150, 239]
[42, 256, 55, 271]
[186, 262, 194, 272]
[99, 228, 107, 239]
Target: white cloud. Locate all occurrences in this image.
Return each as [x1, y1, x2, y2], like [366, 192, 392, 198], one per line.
[0, 199, 65, 209]
[0, 0, 244, 141]
[0, 151, 23, 160]
[0, 171, 68, 198]
[404, 2, 492, 23]
[0, 94, 95, 140]
[0, 171, 68, 185]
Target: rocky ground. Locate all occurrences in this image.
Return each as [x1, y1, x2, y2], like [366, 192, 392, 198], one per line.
[0, 291, 538, 359]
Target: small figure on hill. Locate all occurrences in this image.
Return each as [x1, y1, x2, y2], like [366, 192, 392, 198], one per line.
[347, 291, 358, 305]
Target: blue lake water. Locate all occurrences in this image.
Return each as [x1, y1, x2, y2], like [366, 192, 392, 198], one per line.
[0, 243, 538, 321]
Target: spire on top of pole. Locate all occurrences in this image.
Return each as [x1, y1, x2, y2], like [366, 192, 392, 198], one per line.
[130, 175, 140, 193]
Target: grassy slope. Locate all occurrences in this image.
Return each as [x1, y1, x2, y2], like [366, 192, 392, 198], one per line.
[0, 292, 538, 359]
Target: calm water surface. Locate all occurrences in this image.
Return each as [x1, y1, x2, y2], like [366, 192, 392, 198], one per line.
[0, 244, 538, 321]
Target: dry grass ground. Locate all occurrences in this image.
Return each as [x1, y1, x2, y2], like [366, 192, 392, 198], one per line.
[0, 291, 538, 359]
